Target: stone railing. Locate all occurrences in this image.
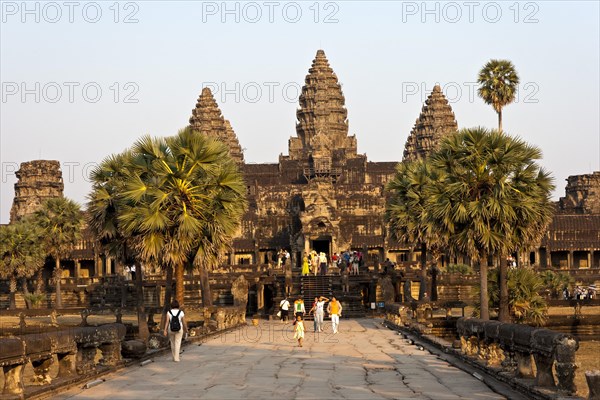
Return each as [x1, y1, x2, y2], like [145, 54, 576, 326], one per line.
[455, 318, 579, 395]
[1, 323, 126, 398]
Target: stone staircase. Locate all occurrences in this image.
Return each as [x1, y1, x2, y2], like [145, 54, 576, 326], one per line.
[300, 275, 332, 320]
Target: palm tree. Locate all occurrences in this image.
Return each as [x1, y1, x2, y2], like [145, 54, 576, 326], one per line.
[94, 127, 247, 309]
[428, 127, 552, 320]
[0, 221, 46, 309]
[386, 159, 443, 300]
[87, 151, 150, 341]
[477, 59, 520, 132]
[33, 197, 83, 309]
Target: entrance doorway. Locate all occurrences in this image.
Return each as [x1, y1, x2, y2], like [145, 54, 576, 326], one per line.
[311, 239, 330, 257]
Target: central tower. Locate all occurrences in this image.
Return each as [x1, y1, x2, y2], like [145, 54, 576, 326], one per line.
[287, 50, 358, 181]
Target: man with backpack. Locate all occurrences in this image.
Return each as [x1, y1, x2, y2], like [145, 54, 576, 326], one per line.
[163, 300, 188, 362]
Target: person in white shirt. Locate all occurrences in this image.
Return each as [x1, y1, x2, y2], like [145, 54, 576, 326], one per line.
[163, 300, 187, 362]
[314, 296, 329, 332]
[279, 297, 290, 323]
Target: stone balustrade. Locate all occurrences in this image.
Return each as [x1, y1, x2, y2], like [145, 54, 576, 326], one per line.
[456, 318, 579, 394]
[1, 323, 126, 397]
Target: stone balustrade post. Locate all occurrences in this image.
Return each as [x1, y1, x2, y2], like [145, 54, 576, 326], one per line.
[555, 337, 579, 393]
[533, 352, 555, 387]
[56, 352, 77, 378]
[31, 356, 54, 385]
[515, 352, 535, 378]
[99, 342, 122, 366]
[586, 371, 600, 400]
[76, 342, 99, 375]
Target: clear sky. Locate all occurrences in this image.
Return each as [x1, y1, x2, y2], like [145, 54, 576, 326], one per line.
[1, 1, 599, 223]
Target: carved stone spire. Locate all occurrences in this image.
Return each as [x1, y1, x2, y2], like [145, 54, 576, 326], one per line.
[10, 160, 64, 223]
[189, 87, 244, 164]
[403, 85, 458, 161]
[289, 50, 357, 161]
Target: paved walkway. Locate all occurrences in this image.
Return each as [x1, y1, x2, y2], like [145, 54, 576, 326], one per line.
[58, 319, 504, 399]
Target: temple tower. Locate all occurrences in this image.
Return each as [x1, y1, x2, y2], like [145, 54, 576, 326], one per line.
[558, 171, 600, 214]
[9, 160, 64, 223]
[189, 87, 244, 164]
[403, 84, 458, 161]
[289, 49, 357, 166]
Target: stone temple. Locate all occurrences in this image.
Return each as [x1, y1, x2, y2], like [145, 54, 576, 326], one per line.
[3, 49, 599, 311]
[190, 50, 459, 267]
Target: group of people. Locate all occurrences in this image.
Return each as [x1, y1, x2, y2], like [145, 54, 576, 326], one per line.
[277, 248, 291, 267]
[564, 285, 596, 300]
[301, 249, 364, 276]
[279, 296, 343, 347]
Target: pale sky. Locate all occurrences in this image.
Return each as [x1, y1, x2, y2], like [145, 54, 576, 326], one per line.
[1, 1, 599, 224]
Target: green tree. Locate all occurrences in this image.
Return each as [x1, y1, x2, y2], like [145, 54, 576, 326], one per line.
[90, 127, 247, 310]
[477, 59, 520, 132]
[386, 159, 444, 300]
[485, 267, 548, 326]
[33, 197, 83, 309]
[0, 221, 46, 309]
[428, 127, 552, 320]
[87, 151, 150, 341]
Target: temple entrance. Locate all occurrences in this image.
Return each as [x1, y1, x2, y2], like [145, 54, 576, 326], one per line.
[311, 238, 330, 257]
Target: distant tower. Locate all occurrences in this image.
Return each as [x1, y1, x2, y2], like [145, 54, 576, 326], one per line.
[289, 49, 357, 162]
[9, 160, 64, 223]
[403, 85, 458, 161]
[558, 171, 600, 214]
[189, 87, 245, 164]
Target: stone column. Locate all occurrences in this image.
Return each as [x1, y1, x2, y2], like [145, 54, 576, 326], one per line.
[75, 259, 81, 281]
[568, 251, 573, 269]
[99, 342, 122, 366]
[257, 283, 264, 315]
[588, 251, 592, 270]
[95, 252, 102, 277]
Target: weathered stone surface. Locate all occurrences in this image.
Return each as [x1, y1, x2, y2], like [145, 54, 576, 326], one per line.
[231, 275, 249, 308]
[403, 85, 458, 162]
[147, 333, 169, 349]
[586, 370, 600, 400]
[9, 160, 64, 223]
[378, 276, 395, 304]
[189, 87, 244, 164]
[121, 340, 147, 359]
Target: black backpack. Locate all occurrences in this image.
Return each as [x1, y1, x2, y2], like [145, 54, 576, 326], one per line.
[169, 310, 182, 332]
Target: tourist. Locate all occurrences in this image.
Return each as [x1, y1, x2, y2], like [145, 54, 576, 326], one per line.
[294, 297, 306, 318]
[351, 252, 359, 275]
[293, 315, 305, 347]
[319, 252, 328, 275]
[284, 249, 291, 266]
[279, 297, 291, 323]
[302, 254, 310, 276]
[327, 296, 343, 334]
[163, 300, 187, 362]
[314, 295, 329, 332]
[308, 296, 319, 332]
[124, 265, 131, 280]
[130, 264, 136, 281]
[311, 251, 319, 276]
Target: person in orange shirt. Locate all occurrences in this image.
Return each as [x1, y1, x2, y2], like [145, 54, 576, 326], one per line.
[327, 296, 343, 334]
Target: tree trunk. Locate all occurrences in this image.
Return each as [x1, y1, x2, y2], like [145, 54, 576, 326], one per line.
[498, 253, 510, 322]
[9, 276, 17, 310]
[135, 262, 149, 342]
[175, 263, 185, 307]
[160, 265, 174, 332]
[418, 243, 428, 300]
[22, 277, 32, 309]
[35, 269, 44, 296]
[200, 265, 213, 307]
[54, 257, 63, 309]
[498, 109, 503, 132]
[479, 249, 489, 320]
